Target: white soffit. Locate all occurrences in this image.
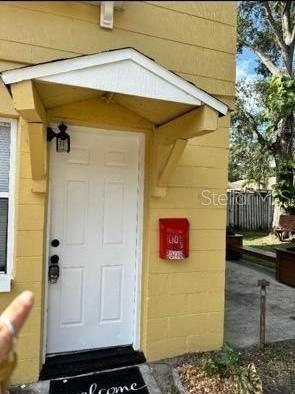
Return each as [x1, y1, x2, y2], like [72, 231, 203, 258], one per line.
[1, 48, 228, 115]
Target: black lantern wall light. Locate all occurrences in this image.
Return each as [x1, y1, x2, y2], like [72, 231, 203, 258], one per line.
[47, 123, 71, 153]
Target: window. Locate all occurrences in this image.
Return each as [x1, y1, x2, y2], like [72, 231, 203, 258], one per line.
[0, 119, 16, 292]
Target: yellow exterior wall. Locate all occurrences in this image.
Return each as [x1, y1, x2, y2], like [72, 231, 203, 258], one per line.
[0, 1, 236, 384]
[146, 118, 230, 359]
[6, 118, 46, 383]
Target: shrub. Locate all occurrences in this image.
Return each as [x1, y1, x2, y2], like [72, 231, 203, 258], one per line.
[202, 345, 263, 393]
[202, 344, 239, 378]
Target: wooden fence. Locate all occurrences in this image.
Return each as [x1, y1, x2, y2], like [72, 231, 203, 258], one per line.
[227, 190, 274, 231]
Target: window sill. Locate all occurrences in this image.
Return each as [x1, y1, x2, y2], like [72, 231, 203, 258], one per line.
[0, 274, 11, 292]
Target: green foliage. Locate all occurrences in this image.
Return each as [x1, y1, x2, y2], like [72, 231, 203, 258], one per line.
[226, 226, 237, 236]
[202, 344, 239, 378]
[202, 345, 263, 393]
[202, 358, 219, 378]
[272, 160, 295, 214]
[229, 81, 274, 187]
[267, 77, 295, 117]
[232, 1, 295, 219]
[264, 76, 295, 140]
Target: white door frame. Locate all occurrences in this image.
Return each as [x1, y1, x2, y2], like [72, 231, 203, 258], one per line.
[42, 125, 145, 361]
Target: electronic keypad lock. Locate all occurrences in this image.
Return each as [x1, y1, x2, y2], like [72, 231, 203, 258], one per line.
[48, 255, 60, 284]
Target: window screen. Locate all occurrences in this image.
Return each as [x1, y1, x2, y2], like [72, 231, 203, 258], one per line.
[0, 122, 11, 273]
[0, 199, 8, 272]
[0, 122, 11, 193]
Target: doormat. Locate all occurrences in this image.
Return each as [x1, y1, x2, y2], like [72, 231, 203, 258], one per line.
[40, 346, 146, 380]
[49, 367, 149, 394]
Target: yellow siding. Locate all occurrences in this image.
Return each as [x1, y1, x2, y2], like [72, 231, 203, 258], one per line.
[0, 2, 236, 96]
[147, 1, 237, 26]
[0, 1, 235, 384]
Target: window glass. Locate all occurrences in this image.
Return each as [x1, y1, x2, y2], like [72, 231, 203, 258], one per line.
[0, 122, 11, 193]
[0, 198, 8, 271]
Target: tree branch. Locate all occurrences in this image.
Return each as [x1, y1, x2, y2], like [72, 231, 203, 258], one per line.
[245, 110, 278, 155]
[263, 2, 294, 74]
[252, 46, 284, 76]
[282, 1, 294, 45]
[263, 2, 287, 49]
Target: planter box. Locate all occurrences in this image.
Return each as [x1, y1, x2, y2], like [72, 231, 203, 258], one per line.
[226, 234, 243, 260]
[275, 214, 295, 241]
[276, 247, 295, 287]
[279, 214, 295, 229]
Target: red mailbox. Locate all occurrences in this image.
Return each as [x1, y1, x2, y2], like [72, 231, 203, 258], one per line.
[159, 218, 189, 260]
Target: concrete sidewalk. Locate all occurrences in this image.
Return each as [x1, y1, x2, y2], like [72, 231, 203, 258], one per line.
[224, 260, 295, 348]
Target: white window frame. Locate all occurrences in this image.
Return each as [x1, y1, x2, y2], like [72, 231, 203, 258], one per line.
[0, 118, 17, 292]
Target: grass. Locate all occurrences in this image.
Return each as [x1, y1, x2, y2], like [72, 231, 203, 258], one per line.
[240, 231, 285, 252]
[237, 231, 292, 269]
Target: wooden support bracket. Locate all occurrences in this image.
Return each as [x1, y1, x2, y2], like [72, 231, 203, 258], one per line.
[158, 139, 187, 187]
[152, 137, 187, 197]
[11, 80, 46, 123]
[151, 105, 219, 197]
[10, 80, 48, 193]
[27, 122, 47, 182]
[157, 105, 218, 145]
[32, 179, 47, 193]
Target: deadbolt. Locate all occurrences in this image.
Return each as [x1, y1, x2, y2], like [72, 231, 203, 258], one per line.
[51, 239, 60, 247]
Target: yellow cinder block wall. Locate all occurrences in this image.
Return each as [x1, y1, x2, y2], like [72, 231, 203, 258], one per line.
[145, 115, 230, 360]
[0, 1, 236, 384]
[0, 119, 46, 383]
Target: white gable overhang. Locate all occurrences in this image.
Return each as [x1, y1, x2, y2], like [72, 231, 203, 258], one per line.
[1, 48, 228, 122]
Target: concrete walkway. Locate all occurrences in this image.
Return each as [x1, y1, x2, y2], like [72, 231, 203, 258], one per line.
[224, 260, 295, 348]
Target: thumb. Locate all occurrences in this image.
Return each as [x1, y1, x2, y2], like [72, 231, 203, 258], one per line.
[2, 291, 34, 336]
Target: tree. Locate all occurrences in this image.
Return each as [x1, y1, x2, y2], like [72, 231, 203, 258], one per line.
[230, 81, 274, 188]
[233, 1, 295, 213]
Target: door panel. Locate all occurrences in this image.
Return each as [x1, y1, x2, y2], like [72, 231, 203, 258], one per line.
[99, 265, 123, 322]
[47, 127, 141, 354]
[64, 180, 88, 245]
[103, 180, 125, 245]
[60, 267, 84, 325]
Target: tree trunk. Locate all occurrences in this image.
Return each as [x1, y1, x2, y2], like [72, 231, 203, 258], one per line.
[278, 113, 294, 160]
[272, 123, 294, 227]
[272, 203, 285, 228]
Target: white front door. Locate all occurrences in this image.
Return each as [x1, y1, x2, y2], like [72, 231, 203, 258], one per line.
[47, 127, 142, 354]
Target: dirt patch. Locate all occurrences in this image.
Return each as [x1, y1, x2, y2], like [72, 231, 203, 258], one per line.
[239, 341, 295, 393]
[165, 340, 295, 394]
[178, 364, 237, 393]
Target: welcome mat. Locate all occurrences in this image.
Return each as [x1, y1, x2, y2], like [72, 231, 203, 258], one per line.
[49, 366, 149, 394]
[41, 346, 146, 380]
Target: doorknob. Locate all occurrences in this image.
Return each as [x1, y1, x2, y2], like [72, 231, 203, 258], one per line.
[48, 255, 60, 284]
[51, 239, 60, 247]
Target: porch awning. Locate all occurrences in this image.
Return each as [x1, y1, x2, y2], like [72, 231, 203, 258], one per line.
[1, 47, 228, 125]
[1, 48, 229, 196]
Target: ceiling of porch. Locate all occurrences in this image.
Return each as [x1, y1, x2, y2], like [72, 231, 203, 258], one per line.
[34, 80, 195, 125]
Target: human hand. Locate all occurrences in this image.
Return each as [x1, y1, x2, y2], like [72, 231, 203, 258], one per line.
[0, 291, 34, 393]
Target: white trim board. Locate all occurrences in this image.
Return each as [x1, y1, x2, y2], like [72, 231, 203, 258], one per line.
[1, 48, 228, 115]
[0, 118, 17, 292]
